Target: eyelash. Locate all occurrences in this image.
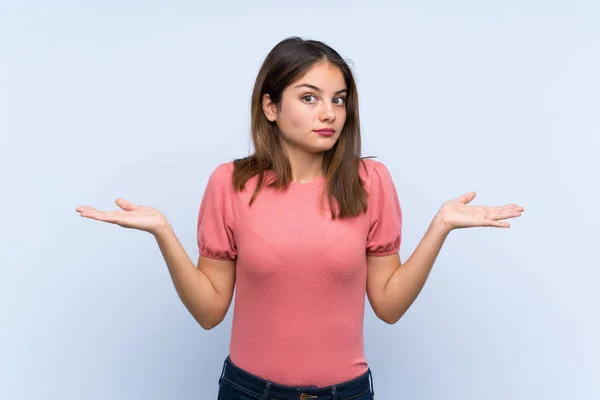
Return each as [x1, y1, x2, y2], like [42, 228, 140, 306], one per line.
[301, 94, 346, 106]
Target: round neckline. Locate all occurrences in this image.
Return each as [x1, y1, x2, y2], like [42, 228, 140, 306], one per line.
[287, 175, 326, 191]
[263, 169, 327, 191]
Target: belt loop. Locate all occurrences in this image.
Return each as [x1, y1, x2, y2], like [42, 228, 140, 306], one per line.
[259, 381, 272, 400]
[218, 356, 229, 387]
[331, 384, 338, 400]
[368, 368, 375, 397]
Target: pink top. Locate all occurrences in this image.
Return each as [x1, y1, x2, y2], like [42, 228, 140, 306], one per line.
[197, 158, 402, 387]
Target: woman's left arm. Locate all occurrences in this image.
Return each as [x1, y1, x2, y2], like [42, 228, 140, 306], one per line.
[366, 191, 524, 324]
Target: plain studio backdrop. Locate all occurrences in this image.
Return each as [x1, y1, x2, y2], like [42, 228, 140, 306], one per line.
[1, 1, 598, 399]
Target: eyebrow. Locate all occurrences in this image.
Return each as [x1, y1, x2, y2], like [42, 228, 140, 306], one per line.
[294, 84, 347, 95]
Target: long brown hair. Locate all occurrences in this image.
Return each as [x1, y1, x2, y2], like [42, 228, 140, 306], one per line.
[232, 36, 374, 220]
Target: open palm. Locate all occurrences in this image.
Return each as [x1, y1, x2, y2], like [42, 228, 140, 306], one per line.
[438, 191, 524, 230]
[76, 198, 169, 235]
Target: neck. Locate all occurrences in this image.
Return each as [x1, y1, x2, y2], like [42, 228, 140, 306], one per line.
[284, 146, 325, 184]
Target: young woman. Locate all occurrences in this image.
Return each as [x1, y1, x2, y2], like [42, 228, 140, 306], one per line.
[76, 37, 524, 400]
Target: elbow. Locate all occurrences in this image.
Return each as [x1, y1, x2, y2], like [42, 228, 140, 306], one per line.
[187, 299, 228, 330]
[199, 319, 221, 330]
[199, 321, 216, 330]
[201, 316, 226, 330]
[196, 313, 224, 330]
[377, 310, 403, 325]
[381, 316, 399, 325]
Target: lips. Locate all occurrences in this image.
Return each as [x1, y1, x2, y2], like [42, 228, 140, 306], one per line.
[314, 129, 335, 134]
[314, 129, 335, 137]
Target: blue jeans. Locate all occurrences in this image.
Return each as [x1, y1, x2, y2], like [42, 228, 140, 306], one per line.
[217, 355, 375, 400]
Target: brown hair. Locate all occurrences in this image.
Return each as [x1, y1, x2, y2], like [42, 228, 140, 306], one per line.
[232, 36, 374, 219]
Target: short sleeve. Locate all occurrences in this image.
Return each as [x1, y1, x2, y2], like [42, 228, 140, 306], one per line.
[197, 162, 237, 260]
[366, 161, 402, 256]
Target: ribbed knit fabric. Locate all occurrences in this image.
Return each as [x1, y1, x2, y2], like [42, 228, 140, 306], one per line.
[197, 158, 402, 387]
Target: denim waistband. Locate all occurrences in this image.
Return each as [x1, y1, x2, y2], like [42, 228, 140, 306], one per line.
[218, 355, 374, 400]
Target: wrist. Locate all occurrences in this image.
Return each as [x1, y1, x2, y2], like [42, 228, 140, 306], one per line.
[153, 219, 173, 239]
[433, 211, 453, 236]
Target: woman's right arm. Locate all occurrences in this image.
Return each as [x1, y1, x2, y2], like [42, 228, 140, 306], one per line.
[76, 198, 235, 330]
[154, 224, 236, 330]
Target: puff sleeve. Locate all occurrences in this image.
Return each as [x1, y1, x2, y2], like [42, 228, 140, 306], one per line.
[366, 161, 402, 256]
[197, 162, 238, 260]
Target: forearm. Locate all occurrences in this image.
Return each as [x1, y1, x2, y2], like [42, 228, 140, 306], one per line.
[153, 224, 220, 329]
[383, 213, 451, 323]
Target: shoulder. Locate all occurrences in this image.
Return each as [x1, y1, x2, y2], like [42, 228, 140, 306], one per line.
[210, 161, 235, 178]
[358, 157, 392, 187]
[212, 160, 235, 175]
[206, 161, 235, 191]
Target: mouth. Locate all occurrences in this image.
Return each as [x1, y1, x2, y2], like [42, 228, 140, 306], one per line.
[314, 129, 335, 136]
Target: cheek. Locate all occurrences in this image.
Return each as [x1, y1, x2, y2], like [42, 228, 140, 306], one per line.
[284, 104, 311, 131]
[290, 114, 305, 129]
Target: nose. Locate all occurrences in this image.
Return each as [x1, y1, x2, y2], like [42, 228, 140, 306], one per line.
[319, 101, 336, 122]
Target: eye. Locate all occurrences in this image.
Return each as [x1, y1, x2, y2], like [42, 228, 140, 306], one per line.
[333, 97, 346, 106]
[301, 95, 317, 103]
[301, 94, 346, 106]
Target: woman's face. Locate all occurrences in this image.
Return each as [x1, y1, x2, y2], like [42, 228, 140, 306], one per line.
[263, 62, 347, 156]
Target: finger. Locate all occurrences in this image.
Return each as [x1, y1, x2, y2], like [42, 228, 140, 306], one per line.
[83, 211, 121, 224]
[502, 204, 524, 211]
[79, 212, 116, 223]
[101, 210, 123, 218]
[459, 191, 477, 204]
[489, 205, 519, 213]
[79, 210, 104, 219]
[76, 206, 99, 213]
[499, 205, 525, 213]
[487, 208, 522, 219]
[488, 220, 510, 228]
[488, 213, 520, 222]
[116, 198, 137, 211]
[81, 210, 122, 221]
[93, 214, 120, 223]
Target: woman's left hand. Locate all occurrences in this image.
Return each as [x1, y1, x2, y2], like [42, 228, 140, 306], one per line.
[436, 191, 524, 232]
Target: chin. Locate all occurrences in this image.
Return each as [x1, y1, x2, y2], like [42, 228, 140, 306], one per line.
[308, 141, 338, 152]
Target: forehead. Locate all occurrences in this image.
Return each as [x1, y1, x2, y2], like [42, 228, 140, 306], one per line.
[293, 62, 346, 90]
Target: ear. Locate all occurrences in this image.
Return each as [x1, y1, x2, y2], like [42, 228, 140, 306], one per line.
[262, 93, 278, 122]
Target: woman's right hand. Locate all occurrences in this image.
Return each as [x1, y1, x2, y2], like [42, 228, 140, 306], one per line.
[76, 198, 170, 236]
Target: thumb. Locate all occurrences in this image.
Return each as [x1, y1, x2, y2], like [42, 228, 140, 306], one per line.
[115, 198, 137, 211]
[459, 191, 476, 204]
